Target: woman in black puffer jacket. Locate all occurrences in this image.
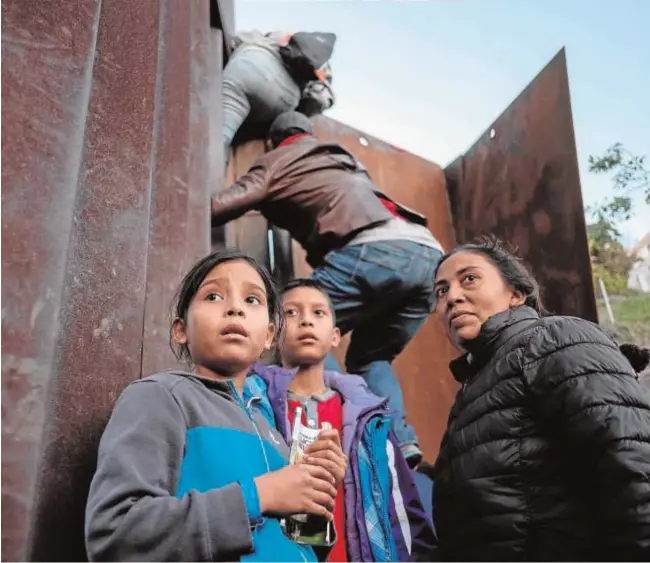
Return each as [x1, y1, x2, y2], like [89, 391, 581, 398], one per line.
[431, 237, 650, 561]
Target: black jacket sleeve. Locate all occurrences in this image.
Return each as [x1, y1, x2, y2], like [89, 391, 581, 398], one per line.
[524, 318, 650, 560]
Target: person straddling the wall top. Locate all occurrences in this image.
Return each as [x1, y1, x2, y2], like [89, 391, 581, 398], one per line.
[246, 278, 439, 562]
[431, 236, 650, 561]
[211, 111, 445, 469]
[223, 30, 336, 158]
[85, 249, 347, 562]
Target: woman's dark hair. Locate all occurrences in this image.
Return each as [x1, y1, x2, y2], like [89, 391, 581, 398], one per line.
[434, 235, 548, 315]
[169, 248, 282, 363]
[619, 343, 650, 374]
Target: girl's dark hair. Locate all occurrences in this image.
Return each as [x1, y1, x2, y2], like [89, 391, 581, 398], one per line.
[169, 248, 282, 363]
[434, 235, 548, 315]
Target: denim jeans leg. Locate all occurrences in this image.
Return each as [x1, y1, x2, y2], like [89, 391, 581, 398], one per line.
[222, 79, 251, 149]
[309, 245, 366, 336]
[311, 242, 441, 460]
[344, 290, 433, 450]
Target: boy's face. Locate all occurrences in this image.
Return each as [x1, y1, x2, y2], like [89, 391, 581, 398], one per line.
[280, 286, 340, 367]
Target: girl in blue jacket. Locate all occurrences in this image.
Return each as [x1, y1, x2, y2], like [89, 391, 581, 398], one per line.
[85, 249, 347, 561]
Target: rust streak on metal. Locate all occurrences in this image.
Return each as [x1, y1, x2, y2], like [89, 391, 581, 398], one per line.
[445, 48, 597, 322]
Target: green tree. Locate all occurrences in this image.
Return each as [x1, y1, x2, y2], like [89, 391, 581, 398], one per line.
[587, 143, 649, 236]
[586, 143, 648, 292]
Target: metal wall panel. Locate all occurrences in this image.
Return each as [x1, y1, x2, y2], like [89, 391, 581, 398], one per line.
[1, 0, 219, 559]
[1, 1, 103, 559]
[445, 49, 597, 321]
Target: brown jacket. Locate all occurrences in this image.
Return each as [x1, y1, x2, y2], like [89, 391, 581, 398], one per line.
[212, 136, 427, 267]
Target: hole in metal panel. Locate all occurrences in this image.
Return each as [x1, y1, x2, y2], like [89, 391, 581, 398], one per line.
[489, 128, 496, 140]
[359, 136, 369, 147]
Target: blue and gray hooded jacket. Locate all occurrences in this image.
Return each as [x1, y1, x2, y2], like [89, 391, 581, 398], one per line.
[85, 370, 318, 562]
[245, 364, 438, 562]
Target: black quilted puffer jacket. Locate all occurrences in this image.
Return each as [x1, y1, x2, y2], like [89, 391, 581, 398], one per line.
[434, 306, 650, 561]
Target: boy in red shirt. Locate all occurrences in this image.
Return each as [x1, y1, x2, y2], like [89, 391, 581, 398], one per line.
[249, 279, 437, 561]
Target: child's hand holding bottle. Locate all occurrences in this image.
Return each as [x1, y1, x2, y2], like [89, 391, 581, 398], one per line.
[302, 429, 347, 487]
[254, 463, 337, 519]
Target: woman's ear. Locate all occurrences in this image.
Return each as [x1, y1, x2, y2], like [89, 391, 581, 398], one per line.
[510, 290, 527, 308]
[264, 323, 276, 350]
[171, 317, 188, 346]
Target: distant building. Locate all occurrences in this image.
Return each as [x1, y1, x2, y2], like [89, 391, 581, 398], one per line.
[628, 231, 650, 292]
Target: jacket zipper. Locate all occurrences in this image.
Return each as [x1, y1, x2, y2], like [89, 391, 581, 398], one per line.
[227, 383, 310, 562]
[228, 381, 270, 473]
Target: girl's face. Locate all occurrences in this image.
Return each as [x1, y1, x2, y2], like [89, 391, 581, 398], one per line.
[173, 259, 275, 379]
[434, 251, 525, 350]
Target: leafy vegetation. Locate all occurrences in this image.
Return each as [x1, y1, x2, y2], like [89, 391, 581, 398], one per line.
[586, 144, 649, 348]
[586, 143, 649, 295]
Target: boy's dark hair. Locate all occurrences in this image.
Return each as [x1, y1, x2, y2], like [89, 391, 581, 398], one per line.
[434, 235, 548, 316]
[267, 111, 313, 148]
[281, 278, 336, 325]
[170, 248, 282, 363]
[268, 126, 309, 148]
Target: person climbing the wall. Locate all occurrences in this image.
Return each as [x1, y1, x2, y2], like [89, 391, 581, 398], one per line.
[222, 30, 336, 160]
[211, 111, 445, 468]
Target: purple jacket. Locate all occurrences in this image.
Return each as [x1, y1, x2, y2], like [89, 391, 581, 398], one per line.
[252, 363, 438, 562]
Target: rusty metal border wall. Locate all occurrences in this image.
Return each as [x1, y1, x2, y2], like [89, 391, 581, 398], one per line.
[1, 0, 232, 559]
[445, 49, 597, 321]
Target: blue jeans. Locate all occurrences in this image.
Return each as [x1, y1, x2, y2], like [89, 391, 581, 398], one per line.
[311, 241, 442, 452]
[222, 45, 301, 150]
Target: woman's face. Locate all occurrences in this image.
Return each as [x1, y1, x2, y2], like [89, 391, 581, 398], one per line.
[434, 251, 525, 350]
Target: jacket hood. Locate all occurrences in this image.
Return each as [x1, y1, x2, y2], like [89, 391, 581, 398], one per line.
[449, 306, 540, 384]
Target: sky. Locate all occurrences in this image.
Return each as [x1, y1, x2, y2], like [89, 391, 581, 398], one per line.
[235, 0, 650, 245]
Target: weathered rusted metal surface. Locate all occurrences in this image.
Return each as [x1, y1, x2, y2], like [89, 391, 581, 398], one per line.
[26, 0, 164, 558]
[141, 0, 218, 376]
[231, 117, 459, 461]
[445, 48, 597, 322]
[1, 0, 103, 559]
[188, 12, 221, 265]
[141, 0, 192, 377]
[2, 0, 220, 559]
